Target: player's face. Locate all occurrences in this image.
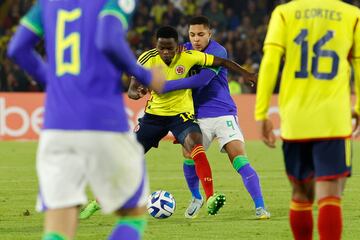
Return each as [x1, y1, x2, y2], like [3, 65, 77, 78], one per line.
[156, 38, 178, 65]
[189, 24, 211, 51]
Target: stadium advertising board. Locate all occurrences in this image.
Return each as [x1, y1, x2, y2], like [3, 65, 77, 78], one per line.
[0, 93, 356, 141]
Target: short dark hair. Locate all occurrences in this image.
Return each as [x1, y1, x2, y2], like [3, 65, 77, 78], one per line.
[156, 26, 178, 42]
[189, 15, 211, 28]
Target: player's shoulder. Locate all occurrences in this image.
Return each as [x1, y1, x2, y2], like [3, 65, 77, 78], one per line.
[138, 48, 159, 65]
[181, 50, 201, 58]
[270, 0, 299, 17]
[183, 42, 193, 50]
[339, 1, 360, 15]
[207, 40, 227, 55]
[271, 1, 288, 13]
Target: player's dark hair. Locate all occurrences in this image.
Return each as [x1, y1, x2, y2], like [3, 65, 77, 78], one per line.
[156, 26, 178, 42]
[189, 15, 211, 28]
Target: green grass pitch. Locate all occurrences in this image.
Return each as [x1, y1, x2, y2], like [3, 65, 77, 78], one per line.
[0, 140, 359, 240]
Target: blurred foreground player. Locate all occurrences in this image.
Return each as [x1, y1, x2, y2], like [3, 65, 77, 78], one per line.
[8, 0, 165, 239]
[255, 0, 360, 239]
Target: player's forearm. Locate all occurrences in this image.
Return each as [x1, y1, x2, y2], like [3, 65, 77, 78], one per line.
[96, 15, 152, 87]
[162, 69, 216, 93]
[213, 57, 251, 76]
[353, 59, 360, 115]
[7, 26, 47, 85]
[255, 47, 282, 120]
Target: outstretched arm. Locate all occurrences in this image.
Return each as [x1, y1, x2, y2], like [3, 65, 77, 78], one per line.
[162, 69, 216, 93]
[212, 56, 257, 86]
[7, 26, 47, 86]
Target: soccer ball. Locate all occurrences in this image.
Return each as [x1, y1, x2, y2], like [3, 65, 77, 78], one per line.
[146, 190, 176, 219]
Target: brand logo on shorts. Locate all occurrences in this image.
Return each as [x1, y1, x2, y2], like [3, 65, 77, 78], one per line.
[175, 65, 185, 75]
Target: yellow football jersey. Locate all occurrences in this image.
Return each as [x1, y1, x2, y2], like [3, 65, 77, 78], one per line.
[138, 49, 214, 116]
[256, 0, 360, 140]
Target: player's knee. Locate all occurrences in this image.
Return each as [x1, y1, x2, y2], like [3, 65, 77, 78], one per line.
[316, 178, 345, 199]
[182, 147, 191, 158]
[291, 181, 315, 202]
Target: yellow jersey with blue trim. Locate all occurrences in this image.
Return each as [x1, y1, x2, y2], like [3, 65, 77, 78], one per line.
[256, 0, 360, 140]
[138, 49, 214, 116]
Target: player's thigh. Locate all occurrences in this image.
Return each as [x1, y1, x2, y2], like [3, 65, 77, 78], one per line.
[36, 130, 88, 211]
[170, 112, 202, 150]
[89, 132, 150, 214]
[197, 118, 217, 150]
[315, 179, 345, 200]
[282, 141, 315, 182]
[212, 115, 245, 153]
[312, 139, 352, 180]
[135, 113, 169, 152]
[282, 141, 316, 200]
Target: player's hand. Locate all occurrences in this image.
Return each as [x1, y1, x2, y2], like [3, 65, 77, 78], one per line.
[257, 119, 276, 148]
[243, 72, 257, 87]
[149, 66, 166, 94]
[137, 85, 148, 98]
[128, 76, 147, 100]
[177, 45, 187, 53]
[352, 109, 360, 138]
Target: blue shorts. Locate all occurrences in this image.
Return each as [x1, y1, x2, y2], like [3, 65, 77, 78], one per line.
[135, 112, 201, 153]
[282, 139, 352, 182]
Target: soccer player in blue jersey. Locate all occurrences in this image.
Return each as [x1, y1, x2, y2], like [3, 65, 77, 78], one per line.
[7, 1, 166, 240]
[158, 16, 270, 219]
[256, 1, 360, 239]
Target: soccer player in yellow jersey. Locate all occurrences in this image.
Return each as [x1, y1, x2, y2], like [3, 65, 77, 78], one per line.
[129, 25, 256, 216]
[255, 1, 360, 239]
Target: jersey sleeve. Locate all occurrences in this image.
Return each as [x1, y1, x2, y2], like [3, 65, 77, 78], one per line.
[263, 5, 286, 53]
[20, 1, 43, 37]
[352, 12, 360, 115]
[137, 49, 156, 68]
[187, 50, 214, 68]
[255, 6, 286, 121]
[205, 46, 227, 74]
[99, 0, 136, 31]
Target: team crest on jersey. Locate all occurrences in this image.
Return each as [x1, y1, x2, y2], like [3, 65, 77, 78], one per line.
[118, 0, 135, 14]
[175, 65, 185, 75]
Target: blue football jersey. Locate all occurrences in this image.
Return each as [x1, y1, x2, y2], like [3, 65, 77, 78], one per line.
[185, 40, 237, 118]
[20, 0, 136, 132]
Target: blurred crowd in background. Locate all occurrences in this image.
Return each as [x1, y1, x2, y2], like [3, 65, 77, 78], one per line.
[0, 0, 358, 93]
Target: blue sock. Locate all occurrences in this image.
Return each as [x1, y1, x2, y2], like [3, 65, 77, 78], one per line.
[108, 216, 146, 240]
[183, 159, 202, 200]
[233, 155, 265, 209]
